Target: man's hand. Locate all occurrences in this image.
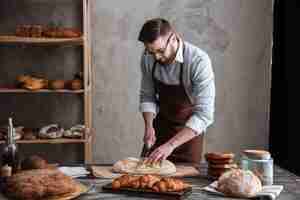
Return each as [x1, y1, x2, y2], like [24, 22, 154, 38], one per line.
[146, 142, 175, 164]
[144, 126, 156, 148]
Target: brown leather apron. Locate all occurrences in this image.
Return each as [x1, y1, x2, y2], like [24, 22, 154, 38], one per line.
[142, 43, 203, 165]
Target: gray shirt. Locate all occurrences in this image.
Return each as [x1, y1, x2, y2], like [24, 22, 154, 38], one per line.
[139, 40, 215, 135]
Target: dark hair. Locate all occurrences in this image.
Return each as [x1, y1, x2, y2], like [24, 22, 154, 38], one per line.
[138, 18, 172, 43]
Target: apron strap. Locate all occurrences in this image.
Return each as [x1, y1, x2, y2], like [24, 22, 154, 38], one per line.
[152, 61, 159, 98]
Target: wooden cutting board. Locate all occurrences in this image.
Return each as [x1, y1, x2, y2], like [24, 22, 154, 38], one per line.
[91, 164, 200, 178]
[172, 165, 200, 177]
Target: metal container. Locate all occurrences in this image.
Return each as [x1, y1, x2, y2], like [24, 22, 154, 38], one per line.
[240, 150, 273, 186]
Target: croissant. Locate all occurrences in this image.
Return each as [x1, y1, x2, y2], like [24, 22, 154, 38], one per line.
[140, 174, 161, 188]
[152, 178, 190, 192]
[112, 175, 140, 189]
[111, 174, 190, 192]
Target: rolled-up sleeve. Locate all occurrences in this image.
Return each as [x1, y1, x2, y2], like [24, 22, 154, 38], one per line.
[185, 54, 215, 135]
[139, 54, 157, 115]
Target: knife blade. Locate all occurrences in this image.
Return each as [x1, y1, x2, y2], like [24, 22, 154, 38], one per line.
[141, 142, 152, 158]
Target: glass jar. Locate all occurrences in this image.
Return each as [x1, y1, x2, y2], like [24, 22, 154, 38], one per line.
[240, 153, 273, 186]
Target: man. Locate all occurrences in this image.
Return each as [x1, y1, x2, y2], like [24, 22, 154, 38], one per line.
[138, 18, 215, 166]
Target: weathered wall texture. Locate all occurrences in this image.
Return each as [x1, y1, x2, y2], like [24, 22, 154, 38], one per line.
[91, 0, 273, 163]
[0, 0, 273, 164]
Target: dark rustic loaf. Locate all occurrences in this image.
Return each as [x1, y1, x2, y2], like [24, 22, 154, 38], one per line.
[6, 169, 78, 200]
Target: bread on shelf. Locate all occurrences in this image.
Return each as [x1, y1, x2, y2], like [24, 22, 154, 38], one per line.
[39, 124, 64, 139]
[22, 128, 37, 140]
[68, 79, 83, 90]
[49, 80, 65, 90]
[21, 155, 48, 170]
[15, 24, 82, 38]
[63, 125, 85, 138]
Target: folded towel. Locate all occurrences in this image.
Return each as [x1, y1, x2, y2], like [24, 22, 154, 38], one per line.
[58, 166, 90, 178]
[202, 181, 283, 200]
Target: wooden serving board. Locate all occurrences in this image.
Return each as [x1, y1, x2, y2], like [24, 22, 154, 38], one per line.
[0, 181, 89, 200]
[91, 164, 200, 179]
[102, 182, 192, 199]
[45, 182, 88, 200]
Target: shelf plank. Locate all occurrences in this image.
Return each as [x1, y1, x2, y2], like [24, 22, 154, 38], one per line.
[0, 35, 84, 45]
[0, 139, 87, 144]
[0, 89, 84, 93]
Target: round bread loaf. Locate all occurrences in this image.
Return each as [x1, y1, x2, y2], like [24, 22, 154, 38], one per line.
[69, 79, 83, 90]
[49, 80, 65, 90]
[22, 128, 36, 140]
[217, 169, 262, 198]
[112, 157, 176, 175]
[21, 155, 48, 170]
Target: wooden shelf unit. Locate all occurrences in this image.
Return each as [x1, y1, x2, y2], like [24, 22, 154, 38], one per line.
[0, 89, 85, 93]
[0, 0, 93, 164]
[0, 36, 84, 46]
[0, 138, 89, 144]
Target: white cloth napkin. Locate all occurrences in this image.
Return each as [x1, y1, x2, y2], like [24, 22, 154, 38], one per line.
[202, 181, 283, 200]
[58, 166, 90, 178]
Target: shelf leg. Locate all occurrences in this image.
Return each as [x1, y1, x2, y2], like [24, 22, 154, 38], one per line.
[84, 138, 93, 164]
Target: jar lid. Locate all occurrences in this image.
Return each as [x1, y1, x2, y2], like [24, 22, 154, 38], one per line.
[242, 150, 271, 160]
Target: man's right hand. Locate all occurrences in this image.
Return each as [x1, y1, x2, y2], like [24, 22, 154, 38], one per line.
[143, 126, 156, 148]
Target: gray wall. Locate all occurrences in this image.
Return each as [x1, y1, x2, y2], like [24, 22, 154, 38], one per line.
[91, 0, 273, 163]
[0, 0, 273, 164]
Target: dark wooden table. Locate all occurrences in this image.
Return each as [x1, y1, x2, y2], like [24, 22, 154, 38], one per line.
[0, 164, 299, 200]
[74, 164, 300, 200]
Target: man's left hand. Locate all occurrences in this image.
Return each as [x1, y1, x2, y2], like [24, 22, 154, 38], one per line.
[146, 142, 175, 164]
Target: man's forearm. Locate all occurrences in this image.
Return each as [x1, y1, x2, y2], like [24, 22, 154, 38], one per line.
[142, 112, 155, 128]
[166, 127, 198, 149]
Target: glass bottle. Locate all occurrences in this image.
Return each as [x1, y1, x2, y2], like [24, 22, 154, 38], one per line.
[2, 118, 20, 174]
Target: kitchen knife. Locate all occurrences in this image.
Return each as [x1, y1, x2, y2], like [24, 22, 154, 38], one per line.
[141, 142, 152, 158]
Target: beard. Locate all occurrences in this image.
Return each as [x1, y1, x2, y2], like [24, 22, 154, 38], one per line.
[157, 54, 176, 66]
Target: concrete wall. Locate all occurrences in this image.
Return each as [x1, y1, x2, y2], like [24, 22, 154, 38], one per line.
[0, 0, 273, 164]
[91, 0, 273, 163]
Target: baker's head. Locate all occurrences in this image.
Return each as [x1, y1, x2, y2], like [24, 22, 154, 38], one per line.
[138, 18, 177, 65]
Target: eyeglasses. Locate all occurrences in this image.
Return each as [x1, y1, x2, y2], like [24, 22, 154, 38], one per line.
[145, 33, 174, 57]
